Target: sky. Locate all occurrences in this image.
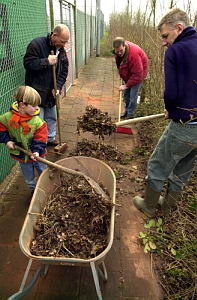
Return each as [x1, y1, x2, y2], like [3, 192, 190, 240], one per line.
[100, 0, 197, 24]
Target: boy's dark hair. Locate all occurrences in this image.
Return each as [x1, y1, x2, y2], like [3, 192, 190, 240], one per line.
[113, 37, 125, 48]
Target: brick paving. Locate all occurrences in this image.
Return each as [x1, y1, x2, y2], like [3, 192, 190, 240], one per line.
[0, 57, 163, 300]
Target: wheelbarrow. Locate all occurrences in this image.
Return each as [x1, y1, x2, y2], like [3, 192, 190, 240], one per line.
[8, 156, 116, 300]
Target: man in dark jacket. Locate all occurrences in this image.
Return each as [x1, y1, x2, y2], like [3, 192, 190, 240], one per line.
[133, 9, 197, 217]
[24, 24, 69, 146]
[113, 37, 148, 119]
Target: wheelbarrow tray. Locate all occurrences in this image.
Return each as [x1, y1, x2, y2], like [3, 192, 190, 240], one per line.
[19, 156, 116, 265]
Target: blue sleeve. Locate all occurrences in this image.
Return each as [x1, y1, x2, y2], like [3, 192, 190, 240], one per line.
[164, 48, 178, 110]
[30, 140, 47, 156]
[0, 121, 11, 144]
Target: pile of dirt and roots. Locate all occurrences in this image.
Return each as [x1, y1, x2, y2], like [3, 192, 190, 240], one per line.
[72, 138, 132, 165]
[30, 174, 112, 259]
[77, 105, 116, 140]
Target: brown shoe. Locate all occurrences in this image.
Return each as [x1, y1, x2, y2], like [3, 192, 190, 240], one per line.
[47, 139, 59, 146]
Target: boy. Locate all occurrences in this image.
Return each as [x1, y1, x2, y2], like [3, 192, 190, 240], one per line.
[0, 86, 48, 196]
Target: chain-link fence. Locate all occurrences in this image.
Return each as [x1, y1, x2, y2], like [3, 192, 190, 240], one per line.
[0, 0, 48, 183]
[0, 0, 104, 185]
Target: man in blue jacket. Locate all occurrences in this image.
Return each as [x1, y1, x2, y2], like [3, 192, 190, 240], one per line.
[24, 24, 69, 146]
[133, 8, 197, 217]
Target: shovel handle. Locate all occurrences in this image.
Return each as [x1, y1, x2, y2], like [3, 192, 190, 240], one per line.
[51, 50, 58, 93]
[15, 145, 109, 199]
[118, 79, 123, 122]
[51, 50, 62, 145]
[15, 145, 84, 177]
[115, 113, 165, 127]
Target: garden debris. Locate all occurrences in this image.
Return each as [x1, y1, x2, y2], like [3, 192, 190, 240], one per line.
[71, 138, 132, 165]
[30, 174, 112, 259]
[77, 105, 116, 139]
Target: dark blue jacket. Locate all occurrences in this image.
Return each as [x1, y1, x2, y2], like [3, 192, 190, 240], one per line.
[164, 26, 197, 122]
[24, 34, 69, 108]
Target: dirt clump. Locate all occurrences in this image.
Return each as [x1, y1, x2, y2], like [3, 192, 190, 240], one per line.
[77, 105, 116, 140]
[72, 138, 132, 165]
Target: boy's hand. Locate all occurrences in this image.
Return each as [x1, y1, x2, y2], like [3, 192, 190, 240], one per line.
[30, 152, 39, 161]
[6, 141, 15, 150]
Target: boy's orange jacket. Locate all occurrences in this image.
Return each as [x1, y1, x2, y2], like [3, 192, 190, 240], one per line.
[0, 102, 48, 162]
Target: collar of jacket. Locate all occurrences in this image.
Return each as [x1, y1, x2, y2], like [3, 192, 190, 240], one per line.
[113, 43, 129, 64]
[11, 101, 40, 116]
[173, 26, 197, 44]
[122, 43, 129, 64]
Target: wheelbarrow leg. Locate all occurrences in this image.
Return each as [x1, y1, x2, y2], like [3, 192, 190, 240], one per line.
[97, 261, 108, 282]
[90, 262, 103, 300]
[19, 258, 33, 290]
[7, 259, 48, 300]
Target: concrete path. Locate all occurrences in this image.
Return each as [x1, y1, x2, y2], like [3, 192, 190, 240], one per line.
[0, 57, 163, 300]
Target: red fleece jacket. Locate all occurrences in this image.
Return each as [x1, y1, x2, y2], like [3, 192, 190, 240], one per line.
[115, 41, 149, 88]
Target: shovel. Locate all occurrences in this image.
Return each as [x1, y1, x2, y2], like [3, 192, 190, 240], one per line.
[115, 88, 165, 134]
[51, 50, 68, 154]
[15, 145, 110, 201]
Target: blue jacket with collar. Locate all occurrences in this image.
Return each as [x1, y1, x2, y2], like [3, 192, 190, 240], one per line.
[164, 26, 197, 122]
[24, 34, 69, 108]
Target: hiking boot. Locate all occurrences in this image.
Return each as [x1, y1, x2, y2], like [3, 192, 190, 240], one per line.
[120, 112, 127, 119]
[126, 114, 134, 120]
[133, 186, 161, 217]
[47, 139, 59, 146]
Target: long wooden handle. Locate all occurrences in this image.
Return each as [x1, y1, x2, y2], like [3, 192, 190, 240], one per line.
[118, 91, 122, 122]
[15, 145, 110, 199]
[15, 145, 85, 177]
[51, 50, 62, 145]
[51, 50, 58, 93]
[118, 79, 123, 122]
[115, 113, 165, 127]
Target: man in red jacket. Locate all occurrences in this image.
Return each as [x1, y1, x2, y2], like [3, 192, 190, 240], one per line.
[113, 37, 149, 119]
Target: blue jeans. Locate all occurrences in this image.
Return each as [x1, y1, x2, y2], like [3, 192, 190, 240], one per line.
[20, 160, 47, 192]
[147, 121, 197, 192]
[124, 82, 142, 116]
[39, 106, 57, 142]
